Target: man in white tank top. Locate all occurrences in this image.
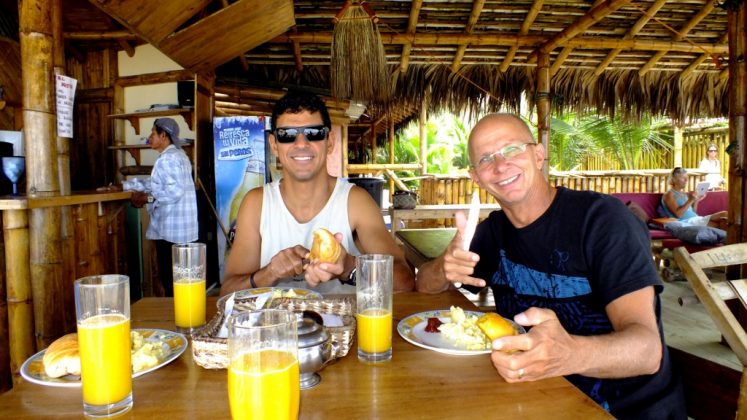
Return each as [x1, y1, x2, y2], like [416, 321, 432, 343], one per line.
[220, 91, 414, 296]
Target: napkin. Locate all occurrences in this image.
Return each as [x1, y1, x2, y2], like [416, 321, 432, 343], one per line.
[217, 293, 235, 338]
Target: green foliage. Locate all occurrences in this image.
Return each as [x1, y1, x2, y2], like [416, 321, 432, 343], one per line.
[549, 113, 672, 170]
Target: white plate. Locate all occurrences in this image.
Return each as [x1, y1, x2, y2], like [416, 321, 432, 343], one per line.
[397, 309, 524, 356]
[20, 328, 188, 388]
[217, 287, 323, 309]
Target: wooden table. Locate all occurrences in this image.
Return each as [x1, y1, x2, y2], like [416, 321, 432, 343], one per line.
[396, 228, 456, 269]
[390, 204, 501, 235]
[0, 292, 610, 418]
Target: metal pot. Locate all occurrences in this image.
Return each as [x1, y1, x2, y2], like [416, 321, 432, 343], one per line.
[296, 313, 332, 389]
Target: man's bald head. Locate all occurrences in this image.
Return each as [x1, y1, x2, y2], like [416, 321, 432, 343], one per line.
[468, 113, 535, 162]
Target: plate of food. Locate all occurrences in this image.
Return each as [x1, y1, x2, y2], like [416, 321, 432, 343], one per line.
[397, 306, 524, 356]
[20, 328, 188, 388]
[217, 287, 323, 310]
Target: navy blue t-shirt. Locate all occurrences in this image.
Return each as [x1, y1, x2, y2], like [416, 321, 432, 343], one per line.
[469, 187, 685, 419]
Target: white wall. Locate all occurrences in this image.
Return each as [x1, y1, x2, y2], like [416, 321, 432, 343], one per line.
[118, 45, 194, 167]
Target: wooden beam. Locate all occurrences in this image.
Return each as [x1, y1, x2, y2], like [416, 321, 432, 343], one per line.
[292, 40, 303, 72]
[528, 0, 632, 62]
[399, 0, 423, 73]
[537, 53, 551, 178]
[218, 0, 250, 72]
[273, 32, 727, 55]
[115, 69, 194, 87]
[680, 33, 728, 79]
[550, 46, 573, 76]
[639, 1, 716, 77]
[500, 0, 544, 72]
[451, 0, 485, 73]
[594, 0, 667, 76]
[64, 30, 138, 40]
[117, 39, 135, 57]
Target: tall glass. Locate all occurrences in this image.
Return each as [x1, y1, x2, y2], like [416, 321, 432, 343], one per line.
[74, 274, 132, 418]
[172, 242, 207, 335]
[228, 309, 300, 420]
[356, 254, 393, 363]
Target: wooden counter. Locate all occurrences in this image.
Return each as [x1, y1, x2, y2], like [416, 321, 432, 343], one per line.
[0, 190, 132, 210]
[0, 292, 610, 419]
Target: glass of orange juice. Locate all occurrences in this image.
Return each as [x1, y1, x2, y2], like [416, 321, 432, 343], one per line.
[74, 274, 132, 418]
[228, 309, 299, 420]
[172, 242, 207, 335]
[356, 254, 393, 363]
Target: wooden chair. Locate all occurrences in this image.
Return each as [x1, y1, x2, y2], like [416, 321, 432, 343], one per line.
[674, 244, 747, 419]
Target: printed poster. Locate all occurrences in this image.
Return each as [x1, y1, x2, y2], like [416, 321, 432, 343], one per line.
[213, 116, 269, 281]
[55, 75, 77, 138]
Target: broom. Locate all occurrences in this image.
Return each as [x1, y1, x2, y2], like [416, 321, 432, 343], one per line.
[331, 0, 390, 104]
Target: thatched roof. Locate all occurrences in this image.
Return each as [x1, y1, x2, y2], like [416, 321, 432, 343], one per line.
[0, 0, 732, 142]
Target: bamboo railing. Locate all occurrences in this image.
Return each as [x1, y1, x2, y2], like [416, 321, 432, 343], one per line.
[413, 169, 707, 228]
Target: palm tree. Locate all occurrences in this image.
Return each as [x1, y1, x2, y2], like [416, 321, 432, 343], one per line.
[549, 113, 672, 170]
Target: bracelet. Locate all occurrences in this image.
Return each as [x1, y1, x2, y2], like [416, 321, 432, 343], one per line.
[249, 272, 258, 288]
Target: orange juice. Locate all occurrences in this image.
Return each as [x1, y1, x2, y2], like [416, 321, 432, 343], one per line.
[78, 313, 131, 406]
[228, 349, 300, 420]
[174, 279, 206, 328]
[357, 308, 392, 353]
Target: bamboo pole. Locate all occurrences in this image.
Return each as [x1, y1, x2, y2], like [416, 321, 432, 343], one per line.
[419, 95, 427, 174]
[3, 209, 33, 384]
[500, 0, 543, 72]
[273, 32, 728, 54]
[53, 0, 76, 332]
[537, 52, 551, 178]
[728, 2, 747, 250]
[21, 0, 65, 349]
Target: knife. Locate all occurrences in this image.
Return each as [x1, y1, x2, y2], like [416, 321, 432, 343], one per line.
[455, 190, 480, 288]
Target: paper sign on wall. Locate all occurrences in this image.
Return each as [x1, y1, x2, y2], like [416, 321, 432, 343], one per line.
[55, 75, 77, 138]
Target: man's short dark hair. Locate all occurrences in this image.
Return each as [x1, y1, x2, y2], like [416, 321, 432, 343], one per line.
[271, 90, 332, 131]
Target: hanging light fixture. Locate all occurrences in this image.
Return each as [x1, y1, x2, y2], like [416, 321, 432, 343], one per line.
[331, 1, 390, 105]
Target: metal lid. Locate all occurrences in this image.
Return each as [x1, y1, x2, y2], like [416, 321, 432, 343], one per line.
[296, 317, 329, 348]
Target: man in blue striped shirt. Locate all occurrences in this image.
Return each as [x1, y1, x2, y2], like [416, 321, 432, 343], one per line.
[132, 118, 198, 296]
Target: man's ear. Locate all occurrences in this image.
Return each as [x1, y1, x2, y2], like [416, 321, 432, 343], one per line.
[269, 133, 279, 156]
[533, 142, 546, 170]
[326, 126, 336, 155]
[468, 168, 482, 189]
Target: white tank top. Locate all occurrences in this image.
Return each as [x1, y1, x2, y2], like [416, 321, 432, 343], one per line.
[259, 178, 360, 294]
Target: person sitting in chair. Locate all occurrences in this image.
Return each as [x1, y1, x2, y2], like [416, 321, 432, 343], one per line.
[660, 167, 726, 228]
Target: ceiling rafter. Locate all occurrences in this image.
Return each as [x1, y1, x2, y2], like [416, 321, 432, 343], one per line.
[680, 32, 728, 79]
[451, 0, 486, 73]
[528, 0, 632, 63]
[398, 0, 423, 73]
[499, 0, 544, 72]
[549, 1, 604, 77]
[272, 32, 727, 55]
[593, 0, 667, 76]
[638, 0, 716, 76]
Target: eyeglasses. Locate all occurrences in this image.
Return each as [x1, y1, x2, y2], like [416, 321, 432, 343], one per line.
[708, 149, 717, 152]
[274, 125, 329, 143]
[471, 142, 536, 171]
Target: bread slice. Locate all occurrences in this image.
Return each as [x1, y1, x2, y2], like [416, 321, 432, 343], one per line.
[309, 228, 342, 263]
[476, 313, 517, 341]
[43, 333, 81, 378]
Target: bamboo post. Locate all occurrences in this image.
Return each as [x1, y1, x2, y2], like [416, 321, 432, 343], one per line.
[342, 123, 349, 178]
[21, 0, 66, 348]
[536, 52, 551, 178]
[3, 209, 33, 384]
[53, 0, 76, 332]
[388, 113, 395, 197]
[419, 95, 427, 175]
[728, 2, 747, 249]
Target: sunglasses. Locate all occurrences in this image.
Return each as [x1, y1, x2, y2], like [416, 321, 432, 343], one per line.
[274, 125, 329, 143]
[708, 149, 717, 152]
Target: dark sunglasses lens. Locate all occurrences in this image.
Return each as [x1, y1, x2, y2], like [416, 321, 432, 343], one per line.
[275, 128, 298, 143]
[304, 127, 327, 141]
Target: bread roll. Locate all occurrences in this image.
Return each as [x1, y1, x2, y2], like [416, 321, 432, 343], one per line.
[43, 333, 81, 378]
[476, 312, 517, 341]
[309, 228, 342, 263]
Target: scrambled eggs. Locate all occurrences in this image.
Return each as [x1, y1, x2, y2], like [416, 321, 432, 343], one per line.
[438, 306, 490, 350]
[131, 331, 168, 372]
